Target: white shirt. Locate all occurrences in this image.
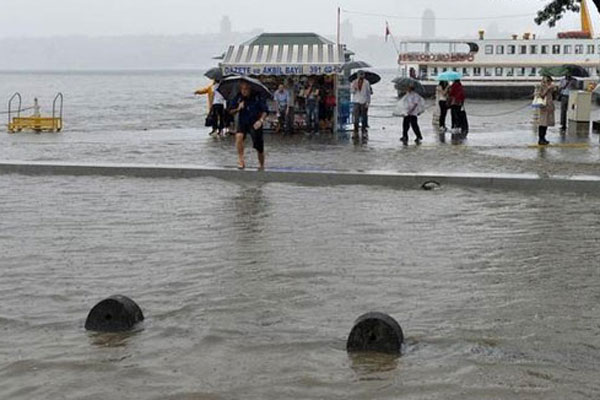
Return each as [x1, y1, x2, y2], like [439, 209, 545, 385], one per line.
[213, 84, 226, 105]
[351, 79, 372, 105]
[404, 92, 425, 116]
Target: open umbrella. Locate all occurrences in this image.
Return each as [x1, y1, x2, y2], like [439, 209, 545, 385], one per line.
[437, 71, 463, 81]
[540, 64, 589, 78]
[343, 61, 372, 72]
[393, 77, 425, 96]
[349, 71, 381, 85]
[217, 75, 273, 101]
[204, 67, 224, 81]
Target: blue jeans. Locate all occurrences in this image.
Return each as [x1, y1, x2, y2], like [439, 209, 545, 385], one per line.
[353, 103, 368, 133]
[306, 101, 319, 133]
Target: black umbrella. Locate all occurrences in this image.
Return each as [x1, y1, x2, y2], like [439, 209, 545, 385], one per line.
[563, 64, 589, 78]
[393, 77, 425, 96]
[217, 75, 273, 101]
[343, 61, 372, 72]
[204, 67, 224, 81]
[349, 71, 381, 85]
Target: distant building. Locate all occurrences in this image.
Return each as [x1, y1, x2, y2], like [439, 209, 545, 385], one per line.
[220, 16, 232, 36]
[422, 9, 436, 39]
[341, 19, 355, 42]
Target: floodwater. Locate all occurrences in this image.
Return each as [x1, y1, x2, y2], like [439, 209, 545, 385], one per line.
[1, 70, 600, 175]
[1, 71, 600, 399]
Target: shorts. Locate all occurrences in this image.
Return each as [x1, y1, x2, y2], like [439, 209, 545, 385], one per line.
[238, 123, 264, 153]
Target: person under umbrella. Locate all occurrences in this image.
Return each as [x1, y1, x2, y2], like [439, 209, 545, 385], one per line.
[351, 70, 372, 140]
[228, 81, 269, 170]
[558, 71, 578, 131]
[448, 79, 466, 134]
[436, 81, 450, 132]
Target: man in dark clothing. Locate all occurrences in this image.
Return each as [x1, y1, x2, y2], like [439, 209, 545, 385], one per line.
[559, 72, 578, 131]
[229, 81, 268, 169]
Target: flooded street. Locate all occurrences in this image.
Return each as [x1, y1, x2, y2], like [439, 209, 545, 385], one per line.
[1, 70, 600, 176]
[1, 71, 600, 399]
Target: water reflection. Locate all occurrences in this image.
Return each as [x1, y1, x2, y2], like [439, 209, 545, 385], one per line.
[349, 352, 400, 380]
[87, 329, 142, 348]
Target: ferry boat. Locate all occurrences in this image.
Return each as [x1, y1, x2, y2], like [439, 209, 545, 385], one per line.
[396, 0, 600, 99]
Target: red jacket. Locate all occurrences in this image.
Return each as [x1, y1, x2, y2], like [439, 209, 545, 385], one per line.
[449, 82, 465, 105]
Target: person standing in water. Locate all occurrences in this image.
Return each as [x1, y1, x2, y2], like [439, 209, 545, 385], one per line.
[448, 79, 466, 133]
[537, 75, 557, 146]
[401, 84, 425, 145]
[211, 79, 227, 137]
[436, 81, 449, 132]
[558, 71, 578, 131]
[303, 77, 320, 135]
[351, 71, 372, 140]
[229, 81, 268, 169]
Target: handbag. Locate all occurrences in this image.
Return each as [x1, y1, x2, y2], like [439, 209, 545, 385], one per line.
[531, 95, 547, 109]
[205, 112, 215, 127]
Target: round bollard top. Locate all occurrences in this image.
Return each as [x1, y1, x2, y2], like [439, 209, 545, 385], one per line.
[346, 312, 404, 354]
[421, 181, 441, 191]
[85, 295, 144, 333]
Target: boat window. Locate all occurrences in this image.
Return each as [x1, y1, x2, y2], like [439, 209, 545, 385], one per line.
[564, 45, 572, 54]
[495, 67, 503, 76]
[496, 45, 504, 55]
[462, 67, 470, 76]
[506, 68, 514, 77]
[529, 67, 537, 76]
[443, 67, 448, 72]
[432, 67, 438, 76]
[452, 67, 458, 72]
[541, 45, 549, 54]
[473, 67, 481, 76]
[530, 45, 537, 54]
[484, 67, 493, 76]
[517, 67, 526, 76]
[587, 44, 595, 54]
[552, 45, 561, 54]
[485, 45, 494, 55]
[507, 45, 516, 55]
[575, 45, 584, 54]
[519, 45, 527, 54]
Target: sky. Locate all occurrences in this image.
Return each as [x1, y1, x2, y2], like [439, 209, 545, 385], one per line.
[0, 0, 590, 39]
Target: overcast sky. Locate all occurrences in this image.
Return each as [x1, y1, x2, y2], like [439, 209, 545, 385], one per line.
[0, 0, 588, 39]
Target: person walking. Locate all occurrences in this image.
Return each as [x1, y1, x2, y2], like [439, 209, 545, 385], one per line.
[351, 71, 372, 140]
[448, 79, 466, 133]
[558, 72, 578, 131]
[303, 78, 320, 135]
[436, 81, 449, 132]
[400, 84, 425, 145]
[229, 81, 268, 170]
[537, 75, 557, 146]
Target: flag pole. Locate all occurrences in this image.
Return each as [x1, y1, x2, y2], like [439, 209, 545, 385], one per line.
[337, 7, 341, 45]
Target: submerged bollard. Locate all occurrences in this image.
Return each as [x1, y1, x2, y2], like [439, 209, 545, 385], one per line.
[421, 180, 441, 191]
[347, 312, 404, 354]
[85, 295, 144, 332]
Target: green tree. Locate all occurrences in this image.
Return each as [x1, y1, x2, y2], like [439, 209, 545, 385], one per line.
[535, 0, 600, 26]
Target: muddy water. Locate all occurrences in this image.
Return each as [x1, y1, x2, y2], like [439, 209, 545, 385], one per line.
[1, 175, 599, 399]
